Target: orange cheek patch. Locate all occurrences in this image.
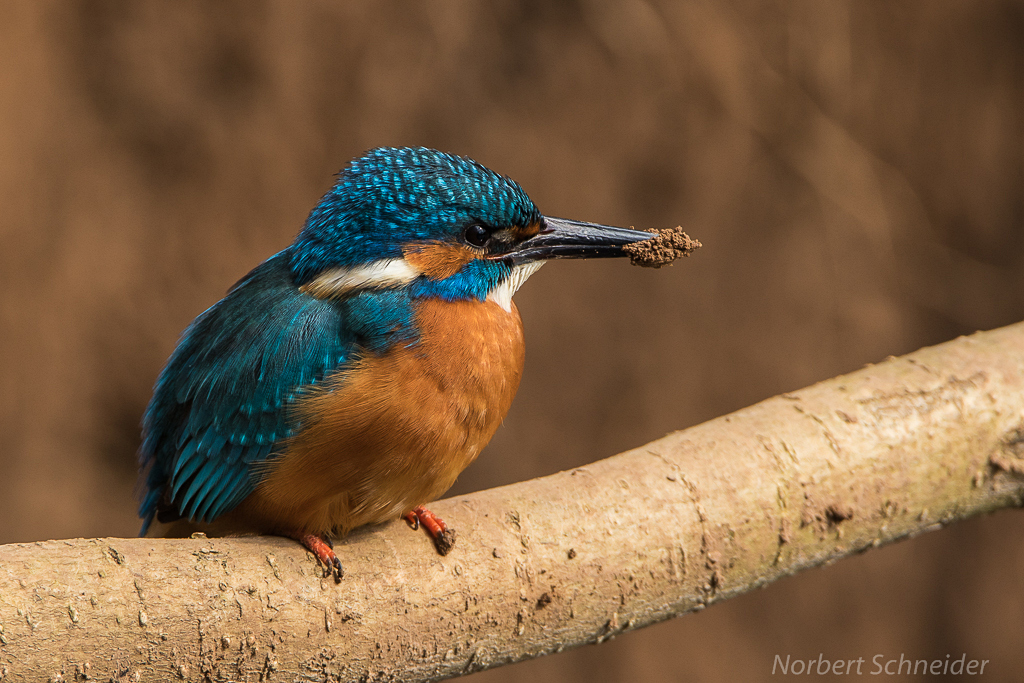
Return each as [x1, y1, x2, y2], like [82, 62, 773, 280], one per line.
[511, 222, 542, 240]
[403, 242, 477, 280]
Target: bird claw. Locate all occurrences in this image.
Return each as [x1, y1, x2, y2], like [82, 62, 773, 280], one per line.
[325, 555, 344, 583]
[434, 527, 457, 556]
[293, 532, 344, 583]
[402, 510, 420, 531]
[404, 506, 457, 556]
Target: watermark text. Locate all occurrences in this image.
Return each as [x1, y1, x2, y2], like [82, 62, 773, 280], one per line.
[772, 653, 989, 676]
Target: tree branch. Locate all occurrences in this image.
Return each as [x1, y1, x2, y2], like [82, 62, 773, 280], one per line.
[3, 323, 1024, 682]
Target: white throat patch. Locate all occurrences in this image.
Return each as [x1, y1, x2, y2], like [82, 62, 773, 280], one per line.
[300, 258, 421, 299]
[486, 261, 544, 313]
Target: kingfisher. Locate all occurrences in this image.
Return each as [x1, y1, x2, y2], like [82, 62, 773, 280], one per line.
[138, 147, 690, 581]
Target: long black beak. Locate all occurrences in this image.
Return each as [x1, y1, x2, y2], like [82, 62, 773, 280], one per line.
[503, 216, 655, 265]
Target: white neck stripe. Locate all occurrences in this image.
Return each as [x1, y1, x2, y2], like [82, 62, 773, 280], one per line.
[300, 258, 421, 298]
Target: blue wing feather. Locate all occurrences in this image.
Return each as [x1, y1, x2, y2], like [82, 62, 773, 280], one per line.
[138, 249, 420, 535]
[139, 250, 355, 532]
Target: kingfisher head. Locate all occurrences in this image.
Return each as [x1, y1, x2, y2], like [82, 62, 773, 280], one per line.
[289, 147, 655, 310]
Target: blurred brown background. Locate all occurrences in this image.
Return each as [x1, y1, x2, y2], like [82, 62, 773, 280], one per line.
[1, 1, 1022, 681]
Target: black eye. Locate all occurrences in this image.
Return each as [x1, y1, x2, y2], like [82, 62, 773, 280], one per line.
[464, 223, 491, 247]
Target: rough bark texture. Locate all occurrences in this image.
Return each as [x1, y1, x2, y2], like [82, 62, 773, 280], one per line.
[2, 323, 1024, 682]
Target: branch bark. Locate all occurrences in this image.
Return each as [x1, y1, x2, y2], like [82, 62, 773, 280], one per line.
[3, 323, 1024, 682]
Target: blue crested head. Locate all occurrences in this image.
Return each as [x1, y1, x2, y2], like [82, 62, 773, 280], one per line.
[289, 146, 656, 304]
[290, 147, 540, 283]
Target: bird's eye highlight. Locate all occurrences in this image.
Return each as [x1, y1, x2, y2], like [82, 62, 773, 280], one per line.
[464, 223, 492, 248]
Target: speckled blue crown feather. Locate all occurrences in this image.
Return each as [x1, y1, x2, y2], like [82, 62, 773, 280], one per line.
[289, 147, 541, 284]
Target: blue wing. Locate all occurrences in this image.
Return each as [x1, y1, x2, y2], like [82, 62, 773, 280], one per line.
[138, 250, 358, 534]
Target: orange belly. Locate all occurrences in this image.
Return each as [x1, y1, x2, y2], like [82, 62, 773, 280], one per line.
[230, 297, 525, 536]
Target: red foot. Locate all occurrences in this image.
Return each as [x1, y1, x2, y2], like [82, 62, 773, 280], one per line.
[291, 532, 344, 583]
[403, 506, 457, 555]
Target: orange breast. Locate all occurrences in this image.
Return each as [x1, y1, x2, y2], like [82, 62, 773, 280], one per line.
[232, 297, 525, 536]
